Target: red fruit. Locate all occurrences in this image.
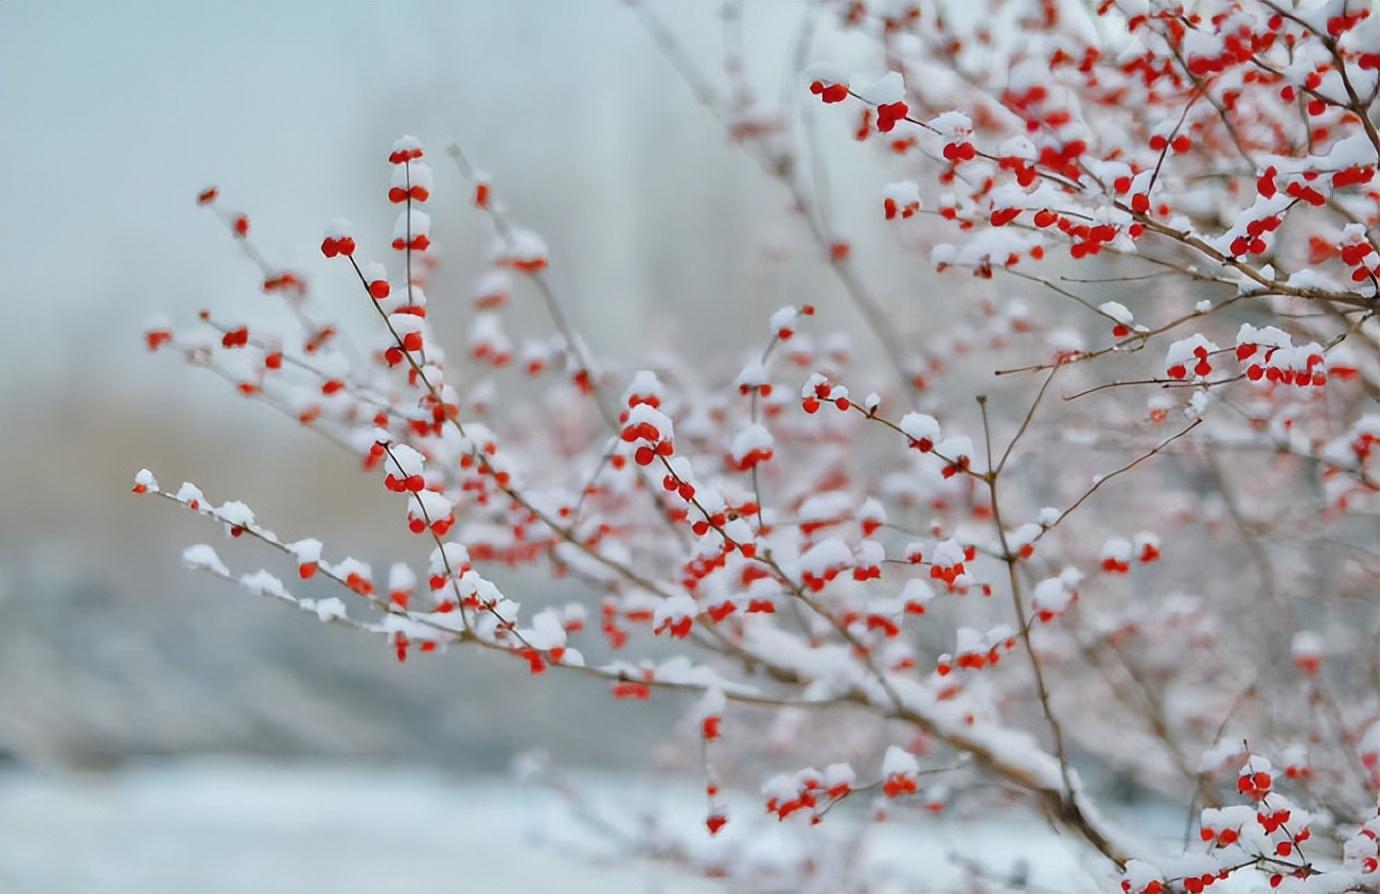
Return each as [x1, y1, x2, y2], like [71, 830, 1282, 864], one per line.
[876, 101, 909, 133]
[821, 83, 849, 103]
[369, 279, 390, 299]
[941, 141, 977, 163]
[321, 235, 353, 256]
[610, 681, 651, 700]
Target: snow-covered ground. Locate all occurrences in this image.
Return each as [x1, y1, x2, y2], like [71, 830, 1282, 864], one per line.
[0, 758, 1170, 892]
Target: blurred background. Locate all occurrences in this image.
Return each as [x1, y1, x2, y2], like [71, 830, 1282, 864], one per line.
[0, 2, 1228, 891]
[0, 0, 835, 767]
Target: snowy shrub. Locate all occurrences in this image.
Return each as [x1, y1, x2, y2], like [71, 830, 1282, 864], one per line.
[137, 1, 1378, 890]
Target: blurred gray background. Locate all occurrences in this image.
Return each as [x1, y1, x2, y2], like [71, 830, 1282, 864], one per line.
[0, 0, 877, 773]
